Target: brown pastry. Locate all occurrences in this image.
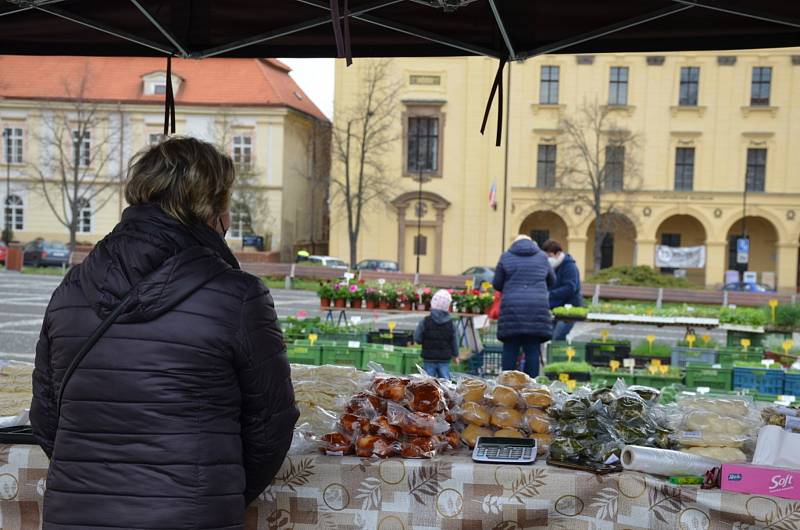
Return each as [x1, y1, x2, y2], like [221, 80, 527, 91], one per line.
[524, 409, 551, 434]
[491, 385, 520, 408]
[494, 428, 524, 438]
[369, 415, 401, 440]
[372, 377, 411, 402]
[461, 424, 494, 448]
[401, 436, 436, 459]
[399, 411, 435, 437]
[457, 379, 487, 403]
[496, 370, 531, 389]
[339, 413, 370, 434]
[460, 401, 491, 426]
[320, 432, 352, 455]
[408, 381, 444, 414]
[520, 387, 553, 409]
[438, 429, 461, 450]
[345, 392, 385, 415]
[355, 435, 397, 458]
[490, 407, 524, 430]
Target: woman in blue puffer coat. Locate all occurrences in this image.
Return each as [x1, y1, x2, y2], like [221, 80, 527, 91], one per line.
[542, 239, 583, 341]
[492, 235, 555, 377]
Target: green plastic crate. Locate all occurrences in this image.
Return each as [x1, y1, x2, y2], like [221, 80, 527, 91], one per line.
[403, 353, 423, 375]
[361, 346, 404, 373]
[591, 370, 634, 386]
[684, 363, 733, 391]
[321, 346, 363, 367]
[633, 371, 684, 389]
[726, 330, 764, 348]
[286, 344, 322, 365]
[717, 348, 764, 367]
[547, 341, 587, 363]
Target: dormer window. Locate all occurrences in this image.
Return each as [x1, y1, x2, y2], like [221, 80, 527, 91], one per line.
[142, 71, 181, 96]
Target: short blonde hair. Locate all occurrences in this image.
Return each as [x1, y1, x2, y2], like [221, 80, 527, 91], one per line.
[125, 136, 235, 226]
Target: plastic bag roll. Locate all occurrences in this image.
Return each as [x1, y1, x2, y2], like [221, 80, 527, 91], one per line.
[621, 445, 721, 476]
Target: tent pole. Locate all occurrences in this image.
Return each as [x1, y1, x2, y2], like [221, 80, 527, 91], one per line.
[487, 0, 516, 60]
[670, 1, 800, 30]
[129, 0, 189, 57]
[0, 0, 68, 18]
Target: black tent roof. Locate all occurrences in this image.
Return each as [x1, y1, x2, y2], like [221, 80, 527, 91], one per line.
[1, 1, 800, 60]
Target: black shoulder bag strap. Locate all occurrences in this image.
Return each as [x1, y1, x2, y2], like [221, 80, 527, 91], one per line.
[56, 289, 138, 414]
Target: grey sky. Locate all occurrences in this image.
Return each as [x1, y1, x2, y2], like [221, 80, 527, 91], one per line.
[280, 58, 335, 120]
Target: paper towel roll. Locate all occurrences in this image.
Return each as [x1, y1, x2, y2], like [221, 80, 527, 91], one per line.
[621, 445, 721, 476]
[753, 425, 800, 468]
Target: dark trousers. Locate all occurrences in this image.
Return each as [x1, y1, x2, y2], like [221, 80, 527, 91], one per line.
[502, 335, 542, 377]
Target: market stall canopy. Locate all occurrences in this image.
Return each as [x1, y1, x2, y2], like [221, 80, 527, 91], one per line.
[1, 1, 800, 60]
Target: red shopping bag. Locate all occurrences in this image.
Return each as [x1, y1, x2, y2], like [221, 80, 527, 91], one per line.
[487, 291, 502, 320]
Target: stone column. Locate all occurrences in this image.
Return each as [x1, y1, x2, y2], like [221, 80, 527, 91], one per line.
[635, 238, 657, 268]
[396, 207, 407, 271]
[705, 240, 727, 288]
[566, 236, 588, 276]
[776, 241, 799, 292]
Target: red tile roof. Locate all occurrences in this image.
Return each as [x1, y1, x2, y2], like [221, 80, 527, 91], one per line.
[0, 55, 327, 121]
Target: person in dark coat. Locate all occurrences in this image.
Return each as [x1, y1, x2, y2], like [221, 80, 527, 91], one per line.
[30, 137, 299, 530]
[542, 239, 583, 341]
[492, 235, 555, 377]
[413, 289, 458, 379]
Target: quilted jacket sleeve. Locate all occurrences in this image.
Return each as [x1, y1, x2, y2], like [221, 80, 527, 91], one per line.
[235, 277, 299, 505]
[30, 315, 57, 459]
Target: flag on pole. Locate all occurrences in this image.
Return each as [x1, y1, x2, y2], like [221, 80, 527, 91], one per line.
[489, 181, 497, 210]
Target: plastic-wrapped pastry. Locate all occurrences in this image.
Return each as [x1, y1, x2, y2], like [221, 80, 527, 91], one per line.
[684, 410, 749, 435]
[491, 407, 524, 430]
[524, 409, 552, 434]
[682, 446, 747, 463]
[678, 396, 750, 418]
[401, 436, 437, 459]
[491, 385, 520, 408]
[460, 401, 491, 426]
[407, 381, 444, 414]
[496, 370, 531, 389]
[677, 431, 748, 448]
[494, 428, 524, 438]
[457, 378, 487, 403]
[345, 392, 385, 416]
[372, 377, 411, 402]
[438, 429, 461, 450]
[320, 432, 352, 455]
[530, 433, 552, 455]
[461, 423, 494, 448]
[355, 435, 398, 458]
[339, 413, 370, 434]
[369, 415, 401, 440]
[520, 387, 553, 409]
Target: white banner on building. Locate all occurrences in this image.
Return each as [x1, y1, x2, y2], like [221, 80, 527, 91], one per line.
[655, 245, 706, 269]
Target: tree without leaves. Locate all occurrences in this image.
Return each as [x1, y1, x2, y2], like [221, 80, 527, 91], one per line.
[541, 101, 642, 272]
[331, 58, 402, 267]
[30, 64, 122, 250]
[290, 118, 332, 256]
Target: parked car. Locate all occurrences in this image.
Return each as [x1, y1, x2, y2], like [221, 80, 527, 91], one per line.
[721, 282, 776, 293]
[462, 266, 495, 286]
[356, 259, 399, 272]
[0, 241, 6, 264]
[304, 255, 349, 270]
[23, 240, 70, 267]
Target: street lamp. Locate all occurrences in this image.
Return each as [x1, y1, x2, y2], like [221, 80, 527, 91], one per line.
[2, 128, 10, 245]
[414, 122, 432, 276]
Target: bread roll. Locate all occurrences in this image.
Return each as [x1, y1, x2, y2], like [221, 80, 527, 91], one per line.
[491, 385, 520, 408]
[461, 424, 493, 448]
[520, 387, 553, 409]
[530, 433, 552, 455]
[497, 370, 531, 389]
[494, 428, 524, 438]
[524, 409, 551, 434]
[490, 407, 524, 430]
[457, 379, 487, 403]
[460, 401, 491, 426]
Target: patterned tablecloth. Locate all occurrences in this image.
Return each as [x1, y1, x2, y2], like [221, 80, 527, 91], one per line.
[2, 444, 800, 529]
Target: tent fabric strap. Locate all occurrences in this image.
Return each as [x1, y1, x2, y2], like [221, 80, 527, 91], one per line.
[480, 56, 507, 147]
[330, 0, 353, 66]
[163, 55, 176, 136]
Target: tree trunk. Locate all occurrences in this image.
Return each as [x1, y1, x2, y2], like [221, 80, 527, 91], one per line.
[69, 222, 77, 252]
[348, 231, 358, 269]
[593, 217, 604, 273]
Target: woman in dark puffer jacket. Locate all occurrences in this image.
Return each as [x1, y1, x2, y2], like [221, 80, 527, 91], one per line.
[30, 137, 299, 530]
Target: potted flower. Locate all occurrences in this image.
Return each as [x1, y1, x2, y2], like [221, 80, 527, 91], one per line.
[348, 282, 365, 309]
[419, 287, 433, 310]
[477, 290, 494, 314]
[317, 281, 334, 308]
[332, 282, 350, 308]
[365, 286, 381, 309]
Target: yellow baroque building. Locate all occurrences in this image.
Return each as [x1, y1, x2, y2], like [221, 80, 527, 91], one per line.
[330, 49, 800, 292]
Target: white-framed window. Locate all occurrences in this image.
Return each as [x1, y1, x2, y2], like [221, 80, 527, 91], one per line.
[232, 134, 252, 169]
[4, 194, 24, 231]
[71, 130, 91, 167]
[75, 198, 92, 234]
[229, 203, 252, 239]
[3, 127, 24, 164]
